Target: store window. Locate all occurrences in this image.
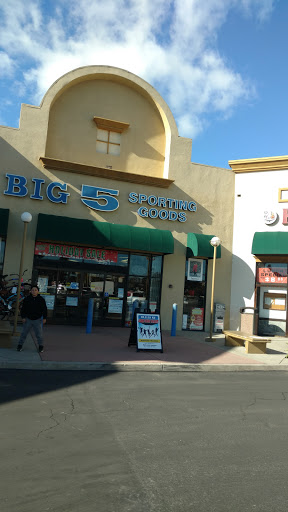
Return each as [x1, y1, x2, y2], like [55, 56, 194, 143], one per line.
[93, 116, 129, 158]
[36, 269, 82, 322]
[125, 254, 163, 326]
[182, 258, 207, 331]
[129, 254, 149, 276]
[96, 128, 121, 156]
[0, 239, 5, 274]
[34, 249, 163, 327]
[150, 256, 162, 313]
[256, 262, 287, 336]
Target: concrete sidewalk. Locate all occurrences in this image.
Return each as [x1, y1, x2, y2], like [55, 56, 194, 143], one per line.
[1, 325, 288, 371]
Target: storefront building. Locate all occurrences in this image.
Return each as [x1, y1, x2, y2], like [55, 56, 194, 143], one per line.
[0, 66, 235, 331]
[229, 156, 288, 336]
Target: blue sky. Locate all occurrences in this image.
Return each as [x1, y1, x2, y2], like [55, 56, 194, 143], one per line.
[0, 0, 286, 168]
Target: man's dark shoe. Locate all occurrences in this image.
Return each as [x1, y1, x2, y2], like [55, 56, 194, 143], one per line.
[17, 344, 23, 352]
[38, 345, 44, 353]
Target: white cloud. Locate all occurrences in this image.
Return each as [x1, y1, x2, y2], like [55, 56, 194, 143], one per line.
[238, 0, 276, 21]
[0, 52, 14, 77]
[0, 0, 276, 136]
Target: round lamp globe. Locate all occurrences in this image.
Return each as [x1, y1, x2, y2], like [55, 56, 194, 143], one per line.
[21, 212, 32, 223]
[210, 236, 221, 247]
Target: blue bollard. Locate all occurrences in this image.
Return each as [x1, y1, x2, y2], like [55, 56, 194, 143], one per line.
[86, 298, 94, 334]
[171, 303, 177, 336]
[132, 299, 139, 322]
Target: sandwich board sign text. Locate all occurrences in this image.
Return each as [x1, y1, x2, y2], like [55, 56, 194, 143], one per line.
[136, 313, 163, 352]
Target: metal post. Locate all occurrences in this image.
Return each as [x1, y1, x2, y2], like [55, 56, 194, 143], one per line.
[86, 297, 94, 334]
[171, 303, 177, 336]
[13, 222, 28, 335]
[206, 245, 217, 342]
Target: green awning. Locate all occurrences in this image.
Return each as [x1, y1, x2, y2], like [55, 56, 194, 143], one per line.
[36, 214, 174, 254]
[187, 233, 221, 259]
[252, 232, 288, 255]
[0, 208, 9, 237]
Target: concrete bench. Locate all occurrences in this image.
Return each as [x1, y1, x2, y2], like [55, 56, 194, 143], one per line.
[223, 330, 271, 354]
[0, 320, 13, 348]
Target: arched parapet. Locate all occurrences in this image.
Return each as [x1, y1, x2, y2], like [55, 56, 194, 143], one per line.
[39, 66, 179, 179]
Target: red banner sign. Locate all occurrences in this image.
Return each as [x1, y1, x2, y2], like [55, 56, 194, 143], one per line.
[257, 266, 287, 284]
[35, 242, 118, 263]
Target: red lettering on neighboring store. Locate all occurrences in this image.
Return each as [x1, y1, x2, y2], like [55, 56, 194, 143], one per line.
[283, 209, 288, 225]
[257, 266, 287, 284]
[35, 242, 118, 263]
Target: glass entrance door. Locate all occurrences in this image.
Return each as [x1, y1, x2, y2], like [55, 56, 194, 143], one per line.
[102, 275, 125, 326]
[82, 272, 126, 326]
[55, 270, 82, 324]
[82, 272, 105, 324]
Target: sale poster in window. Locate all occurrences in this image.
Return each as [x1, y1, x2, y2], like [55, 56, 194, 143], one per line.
[189, 308, 204, 330]
[257, 264, 287, 284]
[108, 299, 123, 313]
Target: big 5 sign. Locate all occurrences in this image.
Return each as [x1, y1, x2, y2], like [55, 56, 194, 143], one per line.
[3, 173, 196, 222]
[81, 185, 119, 211]
[4, 174, 119, 212]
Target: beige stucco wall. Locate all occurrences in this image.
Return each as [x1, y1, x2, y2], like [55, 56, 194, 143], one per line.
[46, 79, 166, 177]
[0, 65, 235, 331]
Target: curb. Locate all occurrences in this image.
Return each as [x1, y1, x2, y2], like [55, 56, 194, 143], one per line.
[1, 361, 288, 371]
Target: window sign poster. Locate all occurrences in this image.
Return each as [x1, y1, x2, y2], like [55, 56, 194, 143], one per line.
[182, 314, 188, 329]
[108, 299, 123, 313]
[91, 281, 104, 292]
[187, 259, 203, 282]
[69, 282, 79, 290]
[38, 277, 48, 293]
[136, 314, 163, 352]
[66, 296, 79, 306]
[43, 294, 55, 310]
[257, 264, 287, 284]
[104, 281, 114, 295]
[118, 288, 124, 298]
[189, 308, 204, 330]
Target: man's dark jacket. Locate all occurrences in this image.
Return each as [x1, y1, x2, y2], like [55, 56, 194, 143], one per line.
[21, 294, 47, 320]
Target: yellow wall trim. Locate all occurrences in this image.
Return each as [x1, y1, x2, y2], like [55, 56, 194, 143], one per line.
[39, 156, 174, 188]
[229, 155, 288, 173]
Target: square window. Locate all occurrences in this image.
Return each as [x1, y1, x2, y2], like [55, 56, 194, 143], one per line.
[96, 128, 122, 156]
[96, 141, 108, 154]
[108, 144, 121, 156]
[110, 131, 121, 144]
[97, 129, 109, 142]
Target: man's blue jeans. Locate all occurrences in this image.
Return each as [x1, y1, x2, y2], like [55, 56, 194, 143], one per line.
[18, 318, 44, 347]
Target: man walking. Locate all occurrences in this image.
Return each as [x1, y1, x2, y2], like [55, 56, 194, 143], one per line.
[17, 285, 47, 353]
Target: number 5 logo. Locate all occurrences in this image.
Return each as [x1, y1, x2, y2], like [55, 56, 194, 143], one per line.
[81, 185, 119, 212]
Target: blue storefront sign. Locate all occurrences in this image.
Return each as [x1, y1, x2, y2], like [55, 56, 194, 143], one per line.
[3, 173, 197, 222]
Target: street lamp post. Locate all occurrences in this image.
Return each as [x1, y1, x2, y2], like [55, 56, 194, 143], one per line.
[205, 236, 221, 342]
[13, 212, 32, 335]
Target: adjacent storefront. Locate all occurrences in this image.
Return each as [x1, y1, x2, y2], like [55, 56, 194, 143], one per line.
[230, 158, 288, 337]
[255, 261, 287, 336]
